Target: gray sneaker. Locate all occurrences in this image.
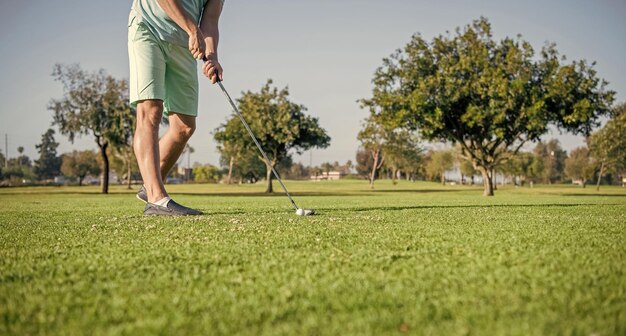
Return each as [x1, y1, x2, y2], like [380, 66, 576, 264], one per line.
[136, 186, 148, 203]
[144, 200, 203, 216]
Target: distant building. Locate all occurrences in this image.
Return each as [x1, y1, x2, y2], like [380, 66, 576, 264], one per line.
[310, 171, 345, 181]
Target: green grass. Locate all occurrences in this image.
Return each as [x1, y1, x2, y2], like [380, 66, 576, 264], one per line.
[1, 180, 625, 335]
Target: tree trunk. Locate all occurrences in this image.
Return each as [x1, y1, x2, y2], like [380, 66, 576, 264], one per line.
[99, 142, 109, 194]
[369, 152, 379, 189]
[596, 162, 604, 191]
[227, 156, 234, 184]
[491, 168, 497, 191]
[78, 175, 84, 186]
[480, 167, 494, 196]
[265, 163, 273, 193]
[470, 176, 474, 185]
[582, 179, 586, 188]
[126, 158, 132, 190]
[441, 172, 445, 185]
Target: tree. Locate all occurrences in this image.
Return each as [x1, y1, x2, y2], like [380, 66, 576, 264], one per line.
[192, 165, 221, 183]
[321, 162, 333, 179]
[214, 80, 330, 192]
[34, 129, 62, 181]
[343, 160, 353, 174]
[502, 151, 537, 186]
[425, 149, 455, 185]
[49, 64, 133, 194]
[215, 117, 253, 184]
[355, 149, 374, 180]
[533, 139, 567, 184]
[357, 114, 402, 188]
[310, 165, 323, 180]
[564, 147, 595, 187]
[383, 129, 422, 184]
[364, 17, 614, 196]
[110, 147, 139, 189]
[588, 103, 626, 190]
[284, 162, 309, 180]
[61, 150, 101, 186]
[15, 147, 30, 167]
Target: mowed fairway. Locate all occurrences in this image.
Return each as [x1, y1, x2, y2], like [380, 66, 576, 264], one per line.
[1, 180, 625, 335]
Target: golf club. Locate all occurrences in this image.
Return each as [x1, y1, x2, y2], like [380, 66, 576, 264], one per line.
[209, 66, 315, 216]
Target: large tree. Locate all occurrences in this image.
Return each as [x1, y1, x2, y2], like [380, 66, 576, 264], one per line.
[34, 129, 62, 181]
[588, 103, 626, 190]
[362, 17, 614, 196]
[214, 80, 330, 192]
[49, 64, 133, 194]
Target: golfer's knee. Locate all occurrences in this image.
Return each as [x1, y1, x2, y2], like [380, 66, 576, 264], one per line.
[136, 100, 163, 127]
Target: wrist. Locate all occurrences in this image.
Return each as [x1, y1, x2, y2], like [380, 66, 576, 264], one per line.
[204, 52, 218, 61]
[185, 25, 199, 36]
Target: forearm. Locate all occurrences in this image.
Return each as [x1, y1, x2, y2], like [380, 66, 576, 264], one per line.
[201, 24, 219, 58]
[157, 0, 199, 35]
[200, 0, 223, 58]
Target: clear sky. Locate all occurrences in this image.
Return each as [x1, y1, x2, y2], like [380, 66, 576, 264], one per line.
[0, 0, 624, 166]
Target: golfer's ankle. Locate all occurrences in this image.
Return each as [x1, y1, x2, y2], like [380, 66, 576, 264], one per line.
[147, 192, 169, 203]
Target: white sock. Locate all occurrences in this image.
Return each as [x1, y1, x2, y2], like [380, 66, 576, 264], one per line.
[153, 197, 172, 207]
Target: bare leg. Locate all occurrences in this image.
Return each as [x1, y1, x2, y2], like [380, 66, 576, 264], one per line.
[134, 100, 168, 203]
[159, 112, 196, 179]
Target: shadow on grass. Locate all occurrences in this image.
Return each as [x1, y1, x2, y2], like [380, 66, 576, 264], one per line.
[196, 202, 621, 216]
[344, 203, 610, 213]
[561, 193, 626, 197]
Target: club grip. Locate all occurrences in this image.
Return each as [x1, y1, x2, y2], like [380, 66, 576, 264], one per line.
[202, 56, 221, 82]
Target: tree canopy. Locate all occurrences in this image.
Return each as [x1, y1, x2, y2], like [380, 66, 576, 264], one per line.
[61, 150, 101, 186]
[362, 17, 614, 196]
[214, 80, 330, 192]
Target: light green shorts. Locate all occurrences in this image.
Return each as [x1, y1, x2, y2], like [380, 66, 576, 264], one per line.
[128, 17, 198, 117]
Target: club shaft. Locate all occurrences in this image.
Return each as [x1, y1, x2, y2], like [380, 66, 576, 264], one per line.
[217, 82, 299, 210]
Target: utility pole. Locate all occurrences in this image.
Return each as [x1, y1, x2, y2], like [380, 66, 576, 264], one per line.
[4, 134, 7, 168]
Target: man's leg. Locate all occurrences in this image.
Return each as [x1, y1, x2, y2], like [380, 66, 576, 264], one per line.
[159, 112, 196, 179]
[134, 99, 168, 203]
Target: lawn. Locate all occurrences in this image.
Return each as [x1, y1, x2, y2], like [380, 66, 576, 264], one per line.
[1, 180, 625, 335]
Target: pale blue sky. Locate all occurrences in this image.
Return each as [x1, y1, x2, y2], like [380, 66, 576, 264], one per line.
[0, 0, 624, 166]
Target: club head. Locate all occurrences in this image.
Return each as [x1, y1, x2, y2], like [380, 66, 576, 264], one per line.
[295, 208, 315, 216]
